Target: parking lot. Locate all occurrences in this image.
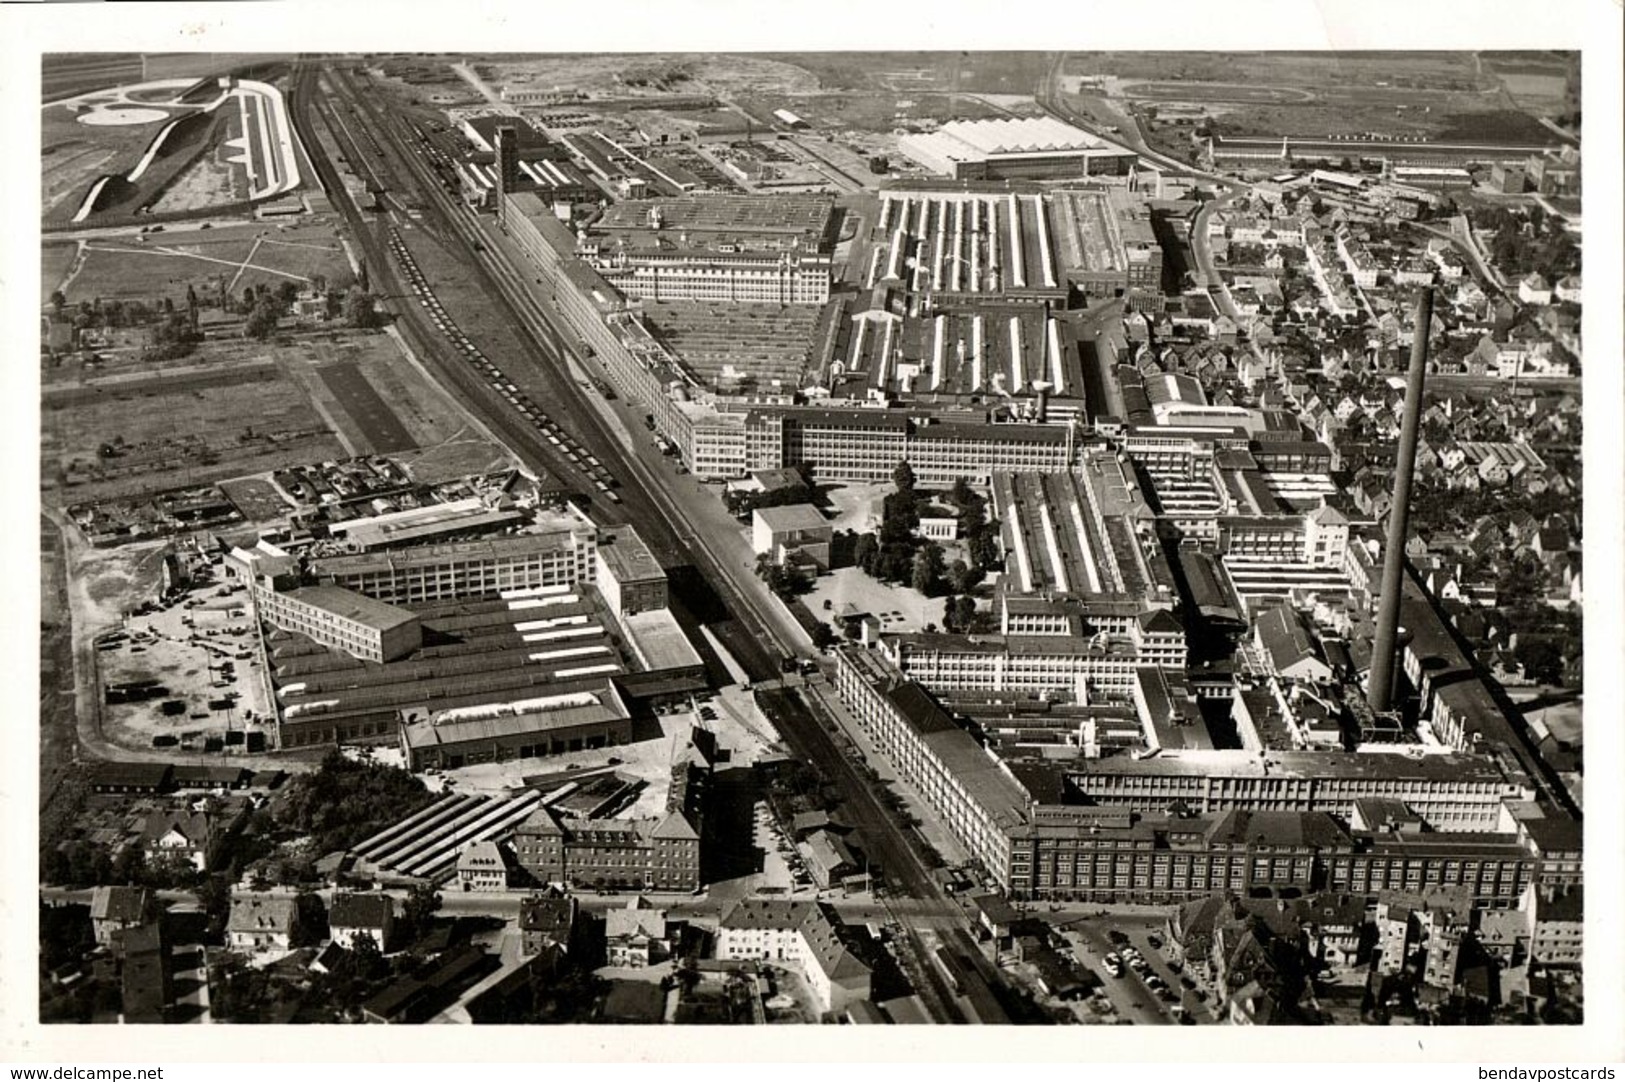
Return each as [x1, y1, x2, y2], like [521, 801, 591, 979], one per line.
[1047, 913, 1216, 1025]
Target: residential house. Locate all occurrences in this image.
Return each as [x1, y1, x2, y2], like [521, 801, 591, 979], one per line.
[605, 896, 670, 968]
[518, 893, 580, 959]
[115, 922, 173, 1024]
[715, 900, 871, 1015]
[328, 892, 396, 953]
[227, 893, 300, 954]
[1517, 273, 1552, 306]
[456, 840, 514, 892]
[89, 885, 159, 947]
[802, 830, 859, 889]
[1553, 276, 1581, 304]
[142, 809, 215, 873]
[1373, 898, 1416, 976]
[1532, 889, 1583, 968]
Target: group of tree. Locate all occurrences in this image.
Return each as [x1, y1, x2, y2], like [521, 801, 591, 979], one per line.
[853, 464, 1002, 596]
[270, 751, 435, 854]
[1475, 205, 1580, 283]
[939, 593, 983, 635]
[724, 462, 818, 519]
[946, 476, 1002, 572]
[754, 553, 809, 602]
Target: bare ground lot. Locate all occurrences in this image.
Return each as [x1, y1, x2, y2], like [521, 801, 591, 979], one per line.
[319, 361, 416, 453]
[42, 354, 346, 507]
[279, 330, 519, 481]
[97, 576, 275, 750]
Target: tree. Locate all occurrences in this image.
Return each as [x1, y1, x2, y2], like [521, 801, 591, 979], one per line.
[952, 595, 978, 632]
[244, 296, 281, 340]
[967, 524, 1002, 570]
[400, 882, 441, 944]
[946, 558, 984, 595]
[346, 287, 382, 329]
[810, 623, 836, 651]
[853, 533, 879, 574]
[892, 459, 915, 494]
[277, 280, 300, 310]
[911, 542, 946, 596]
[50, 289, 66, 316]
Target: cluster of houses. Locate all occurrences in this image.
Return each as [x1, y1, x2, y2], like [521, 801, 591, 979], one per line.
[1170, 883, 1584, 1024]
[1205, 171, 1580, 383]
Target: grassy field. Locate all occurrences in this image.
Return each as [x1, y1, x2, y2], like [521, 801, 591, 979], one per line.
[760, 52, 1053, 95]
[57, 221, 353, 305]
[481, 53, 821, 97]
[41, 347, 347, 509]
[1079, 50, 1570, 143]
[41, 243, 78, 299]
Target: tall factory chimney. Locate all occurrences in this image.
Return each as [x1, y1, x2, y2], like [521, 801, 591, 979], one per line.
[1367, 287, 1435, 713]
[494, 125, 520, 223]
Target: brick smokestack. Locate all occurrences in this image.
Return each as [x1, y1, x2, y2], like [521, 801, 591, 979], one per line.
[1368, 287, 1435, 713]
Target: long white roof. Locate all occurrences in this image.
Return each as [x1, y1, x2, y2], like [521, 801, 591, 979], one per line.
[937, 117, 1102, 156]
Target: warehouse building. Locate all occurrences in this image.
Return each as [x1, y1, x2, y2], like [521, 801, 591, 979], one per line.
[399, 684, 635, 771]
[898, 117, 1136, 180]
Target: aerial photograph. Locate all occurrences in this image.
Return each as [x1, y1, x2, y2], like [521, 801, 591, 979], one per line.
[36, 47, 1584, 1028]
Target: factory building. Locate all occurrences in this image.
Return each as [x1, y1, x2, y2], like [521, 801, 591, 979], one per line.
[831, 646, 1570, 904]
[254, 585, 422, 664]
[594, 526, 667, 616]
[898, 118, 1137, 180]
[310, 523, 599, 607]
[399, 685, 635, 771]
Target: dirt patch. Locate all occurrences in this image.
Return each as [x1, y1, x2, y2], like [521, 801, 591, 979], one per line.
[218, 476, 294, 522]
[318, 361, 417, 453]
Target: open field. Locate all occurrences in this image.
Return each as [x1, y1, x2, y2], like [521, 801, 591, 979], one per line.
[58, 220, 352, 304]
[43, 54, 289, 102]
[477, 53, 821, 99]
[1072, 51, 1493, 91]
[42, 54, 146, 102]
[41, 243, 78, 299]
[1122, 81, 1314, 105]
[1074, 50, 1570, 144]
[278, 328, 519, 481]
[319, 361, 416, 453]
[760, 52, 1053, 95]
[41, 351, 346, 508]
